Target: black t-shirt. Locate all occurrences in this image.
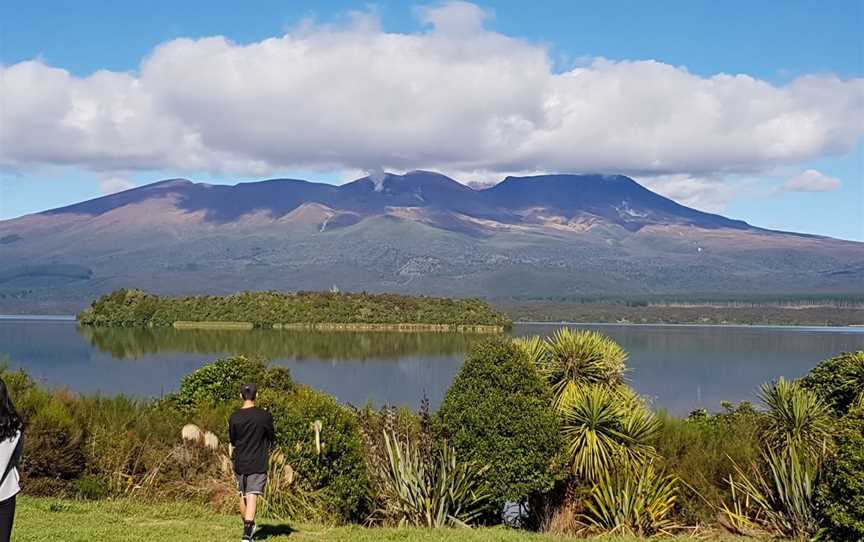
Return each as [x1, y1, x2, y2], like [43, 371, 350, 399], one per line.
[228, 407, 275, 475]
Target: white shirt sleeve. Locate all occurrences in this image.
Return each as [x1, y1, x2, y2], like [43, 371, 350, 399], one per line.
[0, 432, 21, 501]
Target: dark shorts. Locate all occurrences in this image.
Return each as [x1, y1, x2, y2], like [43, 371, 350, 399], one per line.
[236, 473, 267, 496]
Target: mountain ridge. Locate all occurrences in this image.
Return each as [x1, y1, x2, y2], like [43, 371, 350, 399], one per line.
[1, 171, 861, 311]
[38, 171, 754, 231]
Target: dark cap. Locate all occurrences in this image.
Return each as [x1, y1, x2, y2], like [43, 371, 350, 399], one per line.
[241, 383, 258, 400]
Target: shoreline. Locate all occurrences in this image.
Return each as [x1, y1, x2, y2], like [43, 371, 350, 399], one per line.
[1, 314, 862, 331]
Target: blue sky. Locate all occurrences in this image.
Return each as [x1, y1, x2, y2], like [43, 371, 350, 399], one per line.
[1, 1, 862, 239]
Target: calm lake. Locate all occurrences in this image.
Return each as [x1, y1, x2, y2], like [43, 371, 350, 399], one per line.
[2, 318, 863, 415]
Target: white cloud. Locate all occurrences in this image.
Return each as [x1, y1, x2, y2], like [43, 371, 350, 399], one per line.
[0, 1, 862, 197]
[781, 169, 842, 192]
[637, 174, 755, 214]
[99, 176, 137, 194]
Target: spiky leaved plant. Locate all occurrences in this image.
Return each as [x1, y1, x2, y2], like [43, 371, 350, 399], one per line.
[559, 384, 659, 482]
[581, 462, 680, 537]
[759, 378, 832, 462]
[511, 335, 548, 366]
[723, 447, 820, 540]
[375, 431, 492, 528]
[539, 328, 627, 409]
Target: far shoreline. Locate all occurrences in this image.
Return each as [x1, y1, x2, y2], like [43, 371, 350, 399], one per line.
[1, 314, 863, 331]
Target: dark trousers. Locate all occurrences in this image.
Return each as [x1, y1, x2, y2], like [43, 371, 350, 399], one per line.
[0, 496, 15, 542]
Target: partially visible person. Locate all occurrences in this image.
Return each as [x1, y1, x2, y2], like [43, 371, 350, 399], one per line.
[229, 384, 275, 542]
[0, 378, 23, 542]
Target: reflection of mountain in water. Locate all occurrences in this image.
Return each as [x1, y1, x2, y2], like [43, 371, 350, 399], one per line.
[78, 326, 486, 361]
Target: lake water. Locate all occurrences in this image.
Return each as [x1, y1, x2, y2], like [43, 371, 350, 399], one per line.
[2, 319, 863, 415]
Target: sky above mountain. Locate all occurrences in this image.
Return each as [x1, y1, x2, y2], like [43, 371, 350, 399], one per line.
[1, 0, 862, 240]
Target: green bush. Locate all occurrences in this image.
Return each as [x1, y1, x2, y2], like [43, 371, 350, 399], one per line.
[815, 406, 864, 541]
[653, 403, 762, 524]
[261, 387, 370, 522]
[437, 338, 562, 511]
[801, 351, 864, 416]
[176, 356, 294, 409]
[19, 391, 87, 481]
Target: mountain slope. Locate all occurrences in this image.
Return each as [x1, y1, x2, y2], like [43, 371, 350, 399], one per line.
[1, 171, 862, 311]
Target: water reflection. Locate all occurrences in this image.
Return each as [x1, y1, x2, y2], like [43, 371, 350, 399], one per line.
[78, 326, 486, 360]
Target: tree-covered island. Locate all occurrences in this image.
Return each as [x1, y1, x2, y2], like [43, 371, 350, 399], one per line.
[77, 289, 511, 332]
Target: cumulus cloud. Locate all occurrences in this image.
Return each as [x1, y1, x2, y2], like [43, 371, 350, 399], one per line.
[781, 169, 842, 192]
[99, 176, 137, 195]
[638, 174, 755, 214]
[1, 1, 862, 212]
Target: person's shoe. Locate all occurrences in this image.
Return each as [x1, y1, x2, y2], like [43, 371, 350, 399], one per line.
[242, 520, 256, 541]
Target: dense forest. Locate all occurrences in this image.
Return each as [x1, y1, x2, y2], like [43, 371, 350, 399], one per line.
[77, 289, 511, 329]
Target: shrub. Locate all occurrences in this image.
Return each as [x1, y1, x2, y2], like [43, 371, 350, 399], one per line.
[17, 389, 86, 481]
[177, 356, 294, 409]
[254, 449, 329, 523]
[73, 395, 186, 497]
[653, 404, 762, 524]
[373, 431, 493, 527]
[262, 386, 370, 522]
[801, 351, 864, 416]
[815, 406, 864, 541]
[437, 338, 562, 510]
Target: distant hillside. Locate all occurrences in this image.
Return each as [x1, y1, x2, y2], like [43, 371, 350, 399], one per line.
[1, 171, 862, 312]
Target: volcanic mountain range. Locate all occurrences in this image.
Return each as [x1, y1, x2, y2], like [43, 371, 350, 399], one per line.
[1, 171, 861, 311]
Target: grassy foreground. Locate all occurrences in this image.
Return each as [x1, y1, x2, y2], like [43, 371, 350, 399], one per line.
[16, 498, 756, 542]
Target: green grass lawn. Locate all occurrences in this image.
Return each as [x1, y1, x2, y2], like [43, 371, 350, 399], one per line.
[16, 497, 759, 541]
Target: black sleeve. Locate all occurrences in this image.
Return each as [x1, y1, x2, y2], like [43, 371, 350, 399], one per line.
[266, 412, 275, 444]
[228, 416, 237, 446]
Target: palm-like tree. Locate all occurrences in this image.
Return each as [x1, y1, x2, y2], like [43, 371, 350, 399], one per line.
[559, 385, 659, 481]
[515, 328, 627, 409]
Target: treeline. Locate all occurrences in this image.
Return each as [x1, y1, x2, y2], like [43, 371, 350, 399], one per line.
[8, 337, 863, 539]
[503, 300, 864, 326]
[504, 294, 864, 309]
[77, 289, 511, 328]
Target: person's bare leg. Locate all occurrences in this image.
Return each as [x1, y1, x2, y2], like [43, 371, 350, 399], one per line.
[239, 495, 247, 522]
[244, 494, 258, 523]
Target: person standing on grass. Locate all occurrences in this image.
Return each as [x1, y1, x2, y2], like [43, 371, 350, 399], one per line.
[229, 383, 275, 542]
[0, 378, 23, 542]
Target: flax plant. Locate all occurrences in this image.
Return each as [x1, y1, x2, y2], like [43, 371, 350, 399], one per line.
[374, 431, 492, 528]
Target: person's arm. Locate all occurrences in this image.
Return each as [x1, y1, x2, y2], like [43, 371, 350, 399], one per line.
[228, 416, 237, 446]
[266, 413, 275, 446]
[0, 433, 21, 484]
